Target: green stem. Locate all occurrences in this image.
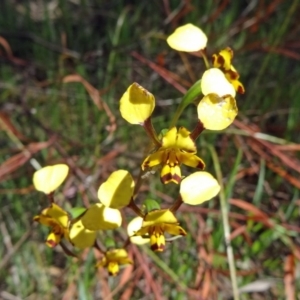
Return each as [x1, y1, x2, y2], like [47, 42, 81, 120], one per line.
[208, 144, 239, 300]
[169, 78, 203, 128]
[169, 101, 186, 129]
[201, 49, 210, 69]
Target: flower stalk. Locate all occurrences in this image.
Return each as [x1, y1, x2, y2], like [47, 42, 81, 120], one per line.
[143, 117, 161, 147]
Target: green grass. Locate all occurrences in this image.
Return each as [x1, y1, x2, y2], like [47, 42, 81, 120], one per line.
[1, 0, 300, 299]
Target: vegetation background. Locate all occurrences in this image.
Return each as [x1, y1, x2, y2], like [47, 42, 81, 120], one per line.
[1, 0, 300, 299]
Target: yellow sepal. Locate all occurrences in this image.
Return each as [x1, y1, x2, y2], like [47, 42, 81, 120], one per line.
[98, 170, 134, 209]
[81, 204, 122, 231]
[143, 209, 178, 226]
[69, 219, 97, 249]
[33, 164, 69, 194]
[167, 23, 208, 52]
[180, 171, 220, 205]
[197, 94, 238, 130]
[127, 217, 150, 245]
[120, 83, 155, 125]
[201, 68, 236, 97]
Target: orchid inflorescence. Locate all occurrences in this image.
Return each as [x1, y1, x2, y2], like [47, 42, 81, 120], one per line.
[33, 23, 244, 276]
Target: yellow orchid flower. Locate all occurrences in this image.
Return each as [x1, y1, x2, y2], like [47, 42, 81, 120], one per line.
[81, 203, 122, 231]
[34, 204, 97, 249]
[127, 216, 150, 245]
[134, 209, 186, 252]
[33, 203, 69, 248]
[201, 68, 236, 98]
[33, 164, 69, 194]
[212, 47, 245, 94]
[197, 93, 238, 130]
[199, 68, 238, 130]
[96, 249, 133, 276]
[120, 82, 155, 125]
[180, 172, 220, 205]
[167, 23, 208, 52]
[80, 170, 135, 232]
[80, 170, 133, 232]
[69, 219, 97, 249]
[142, 127, 205, 184]
[98, 170, 134, 209]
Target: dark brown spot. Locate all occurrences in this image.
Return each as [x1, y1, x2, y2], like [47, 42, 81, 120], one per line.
[47, 240, 57, 247]
[161, 173, 181, 184]
[197, 160, 205, 170]
[225, 69, 239, 80]
[151, 243, 165, 252]
[237, 85, 245, 94]
[217, 55, 225, 67]
[143, 161, 150, 168]
[179, 229, 187, 236]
